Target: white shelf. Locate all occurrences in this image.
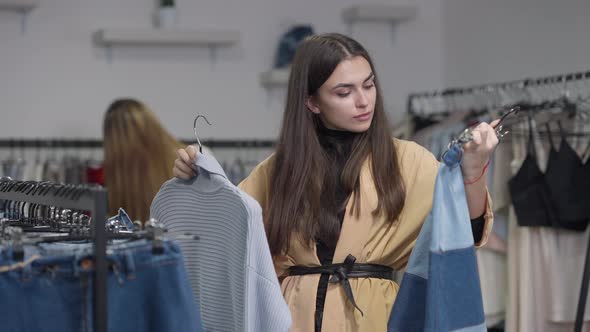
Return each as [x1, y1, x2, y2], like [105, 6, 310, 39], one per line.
[342, 4, 417, 24]
[260, 68, 290, 87]
[0, 0, 37, 11]
[94, 29, 240, 47]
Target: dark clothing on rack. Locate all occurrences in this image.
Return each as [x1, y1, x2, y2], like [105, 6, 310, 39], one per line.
[311, 127, 486, 332]
[544, 124, 590, 231]
[508, 118, 558, 227]
[509, 120, 590, 230]
[412, 114, 445, 132]
[86, 164, 104, 186]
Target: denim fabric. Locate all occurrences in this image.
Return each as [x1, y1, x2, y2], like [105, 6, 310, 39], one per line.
[0, 243, 43, 266]
[105, 241, 203, 332]
[429, 123, 464, 159]
[388, 144, 486, 332]
[0, 245, 94, 332]
[36, 238, 146, 257]
[274, 25, 314, 68]
[0, 240, 203, 332]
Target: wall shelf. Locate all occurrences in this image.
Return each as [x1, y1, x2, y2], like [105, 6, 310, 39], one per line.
[94, 29, 240, 47]
[0, 0, 37, 34]
[0, 0, 37, 12]
[260, 68, 290, 87]
[342, 4, 417, 24]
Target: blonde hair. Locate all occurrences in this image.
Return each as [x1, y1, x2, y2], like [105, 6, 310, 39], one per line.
[103, 98, 182, 222]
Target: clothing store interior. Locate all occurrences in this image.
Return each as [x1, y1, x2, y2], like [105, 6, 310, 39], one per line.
[1, 1, 590, 331]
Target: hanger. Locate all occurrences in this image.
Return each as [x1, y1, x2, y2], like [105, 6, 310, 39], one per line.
[193, 115, 212, 153]
[495, 106, 521, 134]
[450, 106, 520, 147]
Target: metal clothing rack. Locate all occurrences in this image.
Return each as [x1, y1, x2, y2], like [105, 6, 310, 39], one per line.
[0, 138, 276, 149]
[0, 180, 108, 332]
[407, 69, 590, 332]
[407, 69, 590, 107]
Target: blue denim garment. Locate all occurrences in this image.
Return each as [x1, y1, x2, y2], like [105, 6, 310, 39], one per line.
[388, 144, 486, 332]
[274, 25, 314, 68]
[428, 123, 465, 160]
[0, 240, 203, 332]
[0, 246, 91, 332]
[35, 238, 147, 257]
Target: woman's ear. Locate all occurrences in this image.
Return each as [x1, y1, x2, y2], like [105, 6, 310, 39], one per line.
[305, 96, 321, 114]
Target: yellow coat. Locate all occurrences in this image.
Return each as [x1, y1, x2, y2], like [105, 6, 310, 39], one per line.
[239, 139, 494, 331]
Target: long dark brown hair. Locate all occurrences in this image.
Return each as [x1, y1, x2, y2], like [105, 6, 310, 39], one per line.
[266, 33, 406, 256]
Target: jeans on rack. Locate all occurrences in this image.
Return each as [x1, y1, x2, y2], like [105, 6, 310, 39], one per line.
[0, 240, 203, 332]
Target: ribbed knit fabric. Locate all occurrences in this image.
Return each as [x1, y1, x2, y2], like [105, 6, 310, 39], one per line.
[150, 153, 291, 332]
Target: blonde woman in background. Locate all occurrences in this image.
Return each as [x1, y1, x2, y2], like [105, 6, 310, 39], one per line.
[103, 98, 183, 222]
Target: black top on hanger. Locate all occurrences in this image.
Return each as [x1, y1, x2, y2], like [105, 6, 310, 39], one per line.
[543, 122, 590, 231]
[508, 113, 558, 227]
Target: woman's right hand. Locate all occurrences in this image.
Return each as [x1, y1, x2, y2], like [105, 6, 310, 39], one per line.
[173, 145, 198, 180]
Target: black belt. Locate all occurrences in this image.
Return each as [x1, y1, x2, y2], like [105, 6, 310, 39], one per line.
[287, 254, 395, 316]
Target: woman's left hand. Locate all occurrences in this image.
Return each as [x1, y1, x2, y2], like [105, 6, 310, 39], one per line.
[461, 119, 500, 182]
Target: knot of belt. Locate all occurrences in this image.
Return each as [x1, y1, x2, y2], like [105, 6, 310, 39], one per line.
[287, 254, 395, 317]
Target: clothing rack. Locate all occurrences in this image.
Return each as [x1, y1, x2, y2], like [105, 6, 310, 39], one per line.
[407, 69, 590, 117]
[408, 69, 590, 100]
[0, 138, 276, 149]
[0, 180, 108, 332]
[407, 69, 590, 332]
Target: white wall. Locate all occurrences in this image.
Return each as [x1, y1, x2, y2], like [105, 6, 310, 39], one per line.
[0, 0, 444, 140]
[442, 0, 590, 88]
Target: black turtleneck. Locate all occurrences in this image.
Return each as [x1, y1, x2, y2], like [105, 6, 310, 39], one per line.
[311, 126, 486, 332]
[315, 126, 358, 265]
[314, 126, 356, 332]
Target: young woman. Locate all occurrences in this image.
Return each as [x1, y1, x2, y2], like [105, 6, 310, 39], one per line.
[103, 98, 184, 222]
[173, 33, 498, 331]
